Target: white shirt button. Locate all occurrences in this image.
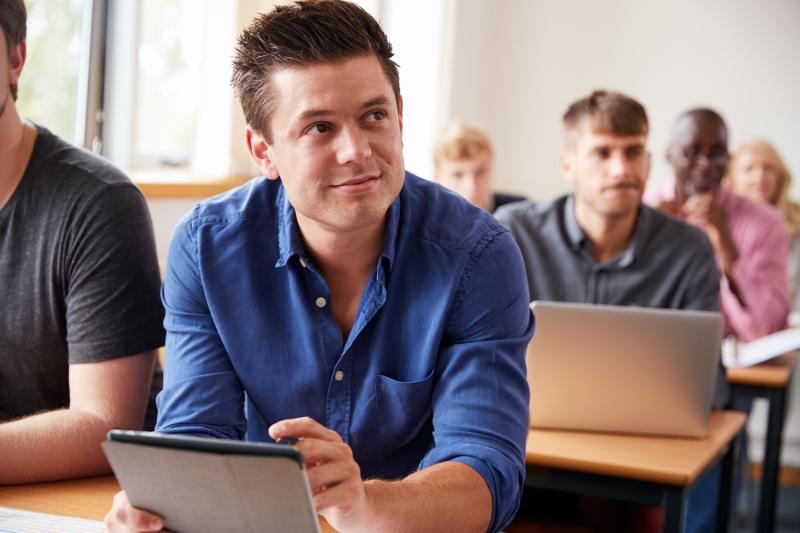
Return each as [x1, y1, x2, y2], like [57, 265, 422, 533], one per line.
[315, 296, 327, 308]
[298, 257, 307, 268]
[334, 370, 345, 382]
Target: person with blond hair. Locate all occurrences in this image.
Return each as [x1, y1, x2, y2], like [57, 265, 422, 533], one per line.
[726, 140, 800, 312]
[433, 120, 524, 212]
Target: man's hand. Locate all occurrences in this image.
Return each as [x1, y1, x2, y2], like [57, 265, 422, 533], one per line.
[104, 491, 168, 532]
[270, 417, 371, 533]
[682, 193, 739, 275]
[655, 198, 684, 218]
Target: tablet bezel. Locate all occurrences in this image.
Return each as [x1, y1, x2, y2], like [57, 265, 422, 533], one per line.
[107, 429, 304, 468]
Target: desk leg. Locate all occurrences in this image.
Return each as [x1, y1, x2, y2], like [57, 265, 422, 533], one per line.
[717, 428, 740, 533]
[757, 387, 787, 533]
[663, 487, 686, 533]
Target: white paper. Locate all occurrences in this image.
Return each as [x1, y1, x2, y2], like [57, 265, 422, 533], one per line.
[0, 506, 104, 533]
[721, 328, 800, 368]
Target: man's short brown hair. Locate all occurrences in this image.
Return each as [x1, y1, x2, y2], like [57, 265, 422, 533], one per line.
[563, 90, 648, 147]
[0, 0, 27, 101]
[433, 120, 492, 170]
[231, 0, 400, 142]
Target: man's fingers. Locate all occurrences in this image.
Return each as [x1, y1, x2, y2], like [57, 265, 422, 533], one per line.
[269, 417, 343, 443]
[313, 477, 363, 514]
[305, 450, 361, 491]
[684, 194, 713, 212]
[105, 491, 164, 532]
[297, 437, 354, 465]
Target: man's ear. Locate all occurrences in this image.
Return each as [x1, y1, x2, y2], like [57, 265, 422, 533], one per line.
[560, 150, 575, 185]
[9, 40, 26, 86]
[397, 95, 404, 140]
[245, 126, 279, 180]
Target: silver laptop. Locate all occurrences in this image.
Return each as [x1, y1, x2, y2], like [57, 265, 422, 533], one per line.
[527, 301, 723, 438]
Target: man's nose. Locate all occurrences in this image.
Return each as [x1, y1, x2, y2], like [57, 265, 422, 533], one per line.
[335, 124, 372, 165]
[609, 153, 632, 176]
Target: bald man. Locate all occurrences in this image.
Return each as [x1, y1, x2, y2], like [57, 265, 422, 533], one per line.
[646, 108, 789, 341]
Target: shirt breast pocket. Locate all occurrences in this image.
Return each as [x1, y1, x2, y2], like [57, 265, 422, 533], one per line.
[375, 370, 435, 455]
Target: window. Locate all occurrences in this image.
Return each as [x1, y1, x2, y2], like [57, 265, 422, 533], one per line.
[16, 0, 445, 192]
[133, 0, 205, 169]
[17, 0, 89, 146]
[103, 0, 241, 179]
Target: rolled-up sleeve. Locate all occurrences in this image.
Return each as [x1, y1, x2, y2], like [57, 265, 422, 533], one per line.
[420, 228, 534, 532]
[155, 210, 247, 439]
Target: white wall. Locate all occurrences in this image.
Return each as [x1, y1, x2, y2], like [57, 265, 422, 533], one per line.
[447, 0, 800, 200]
[381, 0, 452, 179]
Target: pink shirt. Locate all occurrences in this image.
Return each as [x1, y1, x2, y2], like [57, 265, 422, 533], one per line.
[645, 184, 789, 341]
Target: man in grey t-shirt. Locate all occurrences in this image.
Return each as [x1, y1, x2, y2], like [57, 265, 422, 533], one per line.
[0, 0, 164, 484]
[495, 90, 721, 533]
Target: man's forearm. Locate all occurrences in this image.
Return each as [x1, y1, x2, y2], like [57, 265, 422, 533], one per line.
[0, 408, 114, 485]
[363, 461, 492, 533]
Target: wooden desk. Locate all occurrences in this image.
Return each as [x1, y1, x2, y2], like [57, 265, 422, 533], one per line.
[525, 410, 746, 533]
[727, 351, 797, 533]
[0, 474, 335, 532]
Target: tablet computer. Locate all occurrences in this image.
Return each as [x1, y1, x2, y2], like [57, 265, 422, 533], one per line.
[102, 430, 320, 533]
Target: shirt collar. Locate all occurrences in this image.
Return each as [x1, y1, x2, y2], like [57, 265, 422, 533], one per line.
[563, 194, 585, 252]
[274, 182, 400, 273]
[379, 194, 400, 273]
[563, 194, 649, 268]
[275, 184, 305, 268]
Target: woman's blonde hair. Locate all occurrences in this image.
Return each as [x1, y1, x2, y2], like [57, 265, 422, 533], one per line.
[727, 139, 800, 237]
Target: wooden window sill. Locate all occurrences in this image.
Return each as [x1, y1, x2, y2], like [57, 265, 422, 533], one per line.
[133, 173, 253, 199]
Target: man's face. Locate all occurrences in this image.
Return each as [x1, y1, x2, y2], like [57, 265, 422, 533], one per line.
[247, 54, 404, 234]
[668, 116, 729, 196]
[561, 127, 650, 219]
[434, 149, 494, 211]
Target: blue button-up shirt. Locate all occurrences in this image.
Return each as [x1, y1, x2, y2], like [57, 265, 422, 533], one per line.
[156, 172, 533, 531]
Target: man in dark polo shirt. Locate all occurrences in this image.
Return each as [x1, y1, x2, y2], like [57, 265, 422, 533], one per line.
[495, 90, 722, 533]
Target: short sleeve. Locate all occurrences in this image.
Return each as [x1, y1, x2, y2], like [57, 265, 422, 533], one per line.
[64, 183, 165, 363]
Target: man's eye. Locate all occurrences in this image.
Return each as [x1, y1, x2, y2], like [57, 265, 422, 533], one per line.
[306, 123, 330, 135]
[595, 148, 610, 159]
[627, 147, 643, 159]
[365, 110, 386, 122]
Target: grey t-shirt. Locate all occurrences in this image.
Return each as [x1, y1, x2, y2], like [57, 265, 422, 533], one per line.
[0, 125, 165, 421]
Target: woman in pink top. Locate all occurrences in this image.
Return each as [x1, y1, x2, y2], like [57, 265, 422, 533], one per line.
[726, 140, 800, 316]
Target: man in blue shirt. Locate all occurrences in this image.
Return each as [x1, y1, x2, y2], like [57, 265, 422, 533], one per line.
[106, 1, 533, 532]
